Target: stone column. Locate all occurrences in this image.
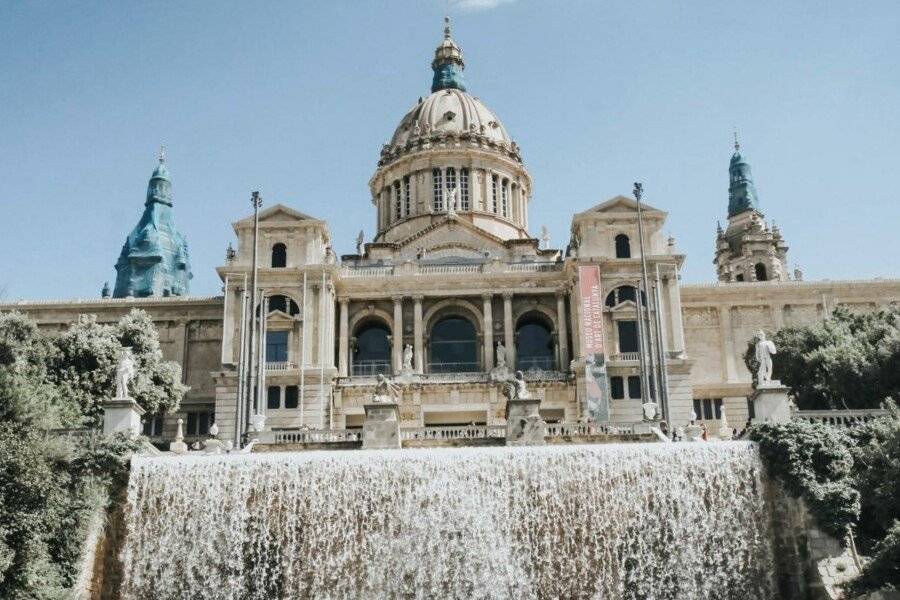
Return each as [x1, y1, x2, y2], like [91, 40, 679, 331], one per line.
[483, 294, 494, 371]
[719, 304, 739, 382]
[338, 298, 349, 376]
[568, 285, 581, 360]
[556, 292, 569, 370]
[667, 271, 685, 355]
[503, 293, 515, 368]
[413, 295, 424, 373]
[392, 296, 403, 374]
[772, 303, 785, 331]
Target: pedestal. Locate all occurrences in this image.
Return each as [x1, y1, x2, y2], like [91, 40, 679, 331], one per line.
[363, 403, 401, 450]
[102, 397, 145, 437]
[751, 381, 792, 423]
[505, 398, 546, 446]
[684, 424, 703, 442]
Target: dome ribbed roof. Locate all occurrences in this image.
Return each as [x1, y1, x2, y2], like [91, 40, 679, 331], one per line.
[389, 88, 511, 148]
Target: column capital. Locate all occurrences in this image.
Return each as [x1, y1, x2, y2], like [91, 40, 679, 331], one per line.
[412, 295, 424, 302]
[391, 295, 404, 303]
[482, 293, 493, 301]
[338, 296, 350, 305]
[555, 290, 568, 300]
[502, 292, 514, 300]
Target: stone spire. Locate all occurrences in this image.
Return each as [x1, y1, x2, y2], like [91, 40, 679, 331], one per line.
[113, 150, 193, 298]
[727, 132, 760, 218]
[431, 16, 466, 93]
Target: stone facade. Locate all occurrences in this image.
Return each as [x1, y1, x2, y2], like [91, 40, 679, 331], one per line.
[2, 23, 899, 444]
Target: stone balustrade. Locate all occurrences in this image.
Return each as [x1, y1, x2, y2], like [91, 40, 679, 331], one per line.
[265, 361, 295, 371]
[339, 261, 562, 278]
[256, 429, 362, 444]
[793, 409, 889, 428]
[400, 425, 506, 441]
[545, 422, 639, 436]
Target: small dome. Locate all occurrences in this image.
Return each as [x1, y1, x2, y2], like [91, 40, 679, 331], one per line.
[389, 88, 511, 148]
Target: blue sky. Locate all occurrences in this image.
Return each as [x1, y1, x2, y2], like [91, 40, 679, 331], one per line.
[1, 0, 898, 300]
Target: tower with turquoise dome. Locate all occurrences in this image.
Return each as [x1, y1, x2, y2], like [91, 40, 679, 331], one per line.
[714, 135, 790, 283]
[113, 150, 193, 298]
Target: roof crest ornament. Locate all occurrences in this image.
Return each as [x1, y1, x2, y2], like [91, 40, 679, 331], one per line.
[158, 143, 166, 164]
[733, 128, 740, 152]
[444, 15, 452, 40]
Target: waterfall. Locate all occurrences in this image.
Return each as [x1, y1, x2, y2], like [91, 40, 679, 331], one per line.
[119, 443, 780, 599]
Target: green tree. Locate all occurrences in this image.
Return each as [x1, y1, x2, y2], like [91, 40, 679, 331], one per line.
[743, 306, 900, 410]
[47, 309, 187, 426]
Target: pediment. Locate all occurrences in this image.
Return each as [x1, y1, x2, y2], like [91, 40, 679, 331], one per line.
[575, 195, 666, 219]
[233, 203, 320, 228]
[394, 217, 511, 255]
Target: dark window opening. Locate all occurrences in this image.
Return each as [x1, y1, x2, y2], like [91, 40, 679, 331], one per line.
[615, 234, 631, 259]
[627, 375, 642, 399]
[617, 320, 639, 353]
[516, 316, 555, 371]
[285, 386, 299, 409]
[185, 411, 214, 436]
[755, 263, 768, 281]
[266, 331, 289, 363]
[267, 295, 300, 316]
[142, 414, 163, 437]
[271, 243, 287, 268]
[267, 386, 281, 410]
[605, 285, 647, 307]
[693, 398, 724, 420]
[736, 273, 745, 282]
[429, 316, 478, 373]
[610, 376, 625, 400]
[353, 322, 391, 376]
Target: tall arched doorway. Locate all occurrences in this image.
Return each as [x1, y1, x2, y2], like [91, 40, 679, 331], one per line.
[428, 317, 478, 373]
[352, 320, 391, 376]
[516, 314, 555, 371]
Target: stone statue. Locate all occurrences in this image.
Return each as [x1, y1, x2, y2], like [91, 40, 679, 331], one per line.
[446, 186, 460, 215]
[373, 374, 400, 404]
[115, 347, 136, 398]
[496, 341, 508, 369]
[540, 225, 550, 250]
[754, 330, 777, 385]
[642, 401, 659, 422]
[356, 230, 365, 256]
[402, 343, 414, 372]
[502, 370, 531, 401]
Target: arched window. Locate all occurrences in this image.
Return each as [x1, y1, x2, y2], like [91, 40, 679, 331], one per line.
[615, 234, 631, 259]
[403, 176, 411, 215]
[432, 168, 443, 211]
[501, 178, 510, 217]
[429, 317, 478, 373]
[393, 180, 402, 220]
[604, 285, 646, 307]
[271, 243, 287, 268]
[755, 263, 768, 281]
[267, 294, 300, 316]
[516, 314, 555, 371]
[460, 168, 470, 210]
[491, 174, 499, 213]
[353, 321, 391, 376]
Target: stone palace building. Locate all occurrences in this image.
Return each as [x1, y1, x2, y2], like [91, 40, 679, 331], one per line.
[4, 20, 899, 445]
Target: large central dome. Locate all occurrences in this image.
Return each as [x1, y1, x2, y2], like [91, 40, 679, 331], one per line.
[389, 89, 512, 148]
[368, 17, 533, 249]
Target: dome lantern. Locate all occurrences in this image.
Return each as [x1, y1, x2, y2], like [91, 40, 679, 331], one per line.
[431, 16, 466, 93]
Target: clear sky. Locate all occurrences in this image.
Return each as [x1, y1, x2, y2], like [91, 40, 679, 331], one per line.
[1, 0, 898, 300]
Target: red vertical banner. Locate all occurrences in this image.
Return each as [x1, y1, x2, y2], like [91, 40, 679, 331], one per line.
[578, 266, 605, 356]
[578, 265, 610, 422]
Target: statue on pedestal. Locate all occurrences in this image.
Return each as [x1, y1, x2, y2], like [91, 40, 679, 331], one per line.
[402, 344, 414, 373]
[373, 374, 400, 404]
[754, 330, 777, 386]
[496, 341, 508, 369]
[115, 347, 136, 398]
[502, 370, 531, 401]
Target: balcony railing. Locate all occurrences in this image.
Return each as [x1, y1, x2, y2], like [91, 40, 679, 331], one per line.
[266, 361, 295, 371]
[794, 409, 889, 428]
[609, 352, 641, 362]
[426, 361, 481, 374]
[351, 360, 392, 376]
[517, 356, 556, 372]
[400, 425, 506, 441]
[256, 429, 362, 444]
[546, 422, 639, 436]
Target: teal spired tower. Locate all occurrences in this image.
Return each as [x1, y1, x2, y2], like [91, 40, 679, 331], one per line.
[715, 134, 790, 283]
[727, 136, 760, 217]
[431, 16, 466, 93]
[113, 149, 193, 298]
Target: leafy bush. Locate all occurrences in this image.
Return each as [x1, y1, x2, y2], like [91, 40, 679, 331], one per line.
[749, 420, 859, 538]
[0, 309, 179, 597]
[743, 306, 900, 410]
[849, 521, 900, 594]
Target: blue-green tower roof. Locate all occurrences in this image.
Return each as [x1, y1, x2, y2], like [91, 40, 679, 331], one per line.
[431, 17, 466, 93]
[113, 150, 192, 298]
[727, 137, 760, 218]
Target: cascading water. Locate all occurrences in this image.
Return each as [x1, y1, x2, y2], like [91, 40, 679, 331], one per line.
[119, 443, 781, 599]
